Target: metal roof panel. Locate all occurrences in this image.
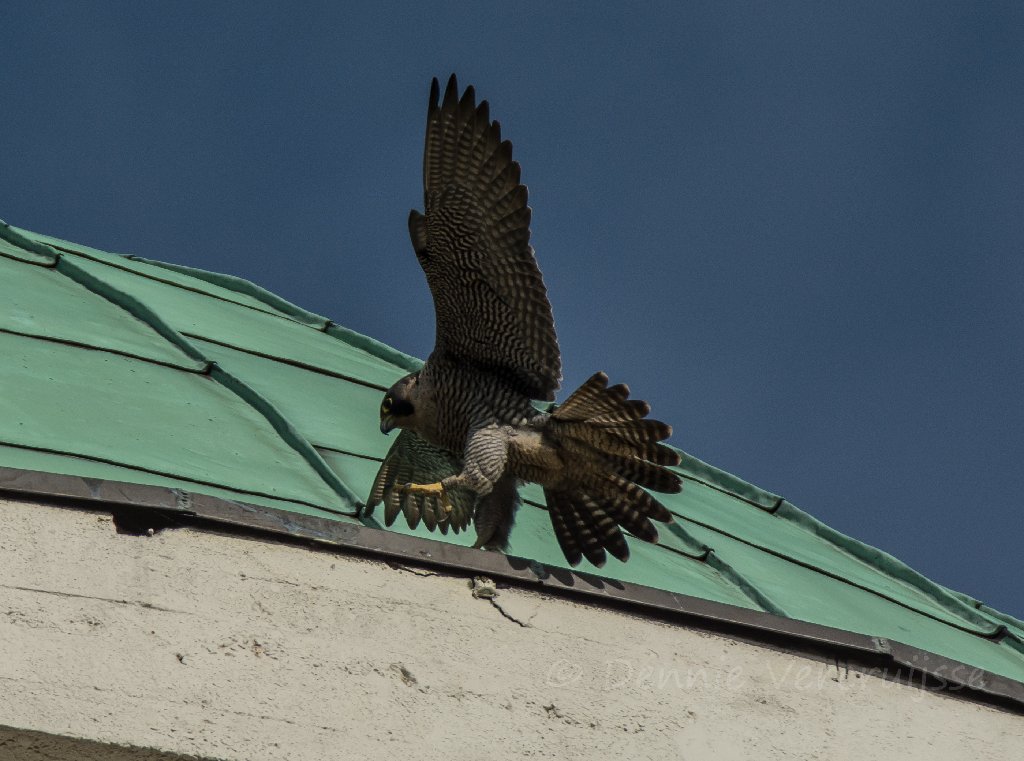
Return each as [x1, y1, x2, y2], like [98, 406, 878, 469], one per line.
[3, 222, 1022, 688]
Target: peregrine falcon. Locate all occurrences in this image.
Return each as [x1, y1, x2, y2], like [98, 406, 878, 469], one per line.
[365, 75, 681, 567]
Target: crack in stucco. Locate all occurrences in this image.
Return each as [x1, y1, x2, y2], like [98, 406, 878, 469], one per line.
[386, 562, 441, 578]
[1, 584, 182, 613]
[488, 598, 532, 628]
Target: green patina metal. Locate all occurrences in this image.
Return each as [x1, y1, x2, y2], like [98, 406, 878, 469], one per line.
[2, 219, 1022, 683]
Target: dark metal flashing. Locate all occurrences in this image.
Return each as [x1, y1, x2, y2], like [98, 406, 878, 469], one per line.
[2, 465, 1022, 715]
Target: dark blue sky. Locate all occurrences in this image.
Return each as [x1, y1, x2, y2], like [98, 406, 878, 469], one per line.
[4, 2, 1022, 616]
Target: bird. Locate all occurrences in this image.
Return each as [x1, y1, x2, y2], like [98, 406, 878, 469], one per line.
[364, 74, 681, 567]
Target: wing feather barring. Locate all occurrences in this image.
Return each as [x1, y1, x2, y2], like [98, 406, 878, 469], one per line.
[365, 76, 680, 567]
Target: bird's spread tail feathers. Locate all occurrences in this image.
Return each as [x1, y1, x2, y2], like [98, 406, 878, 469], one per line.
[544, 372, 680, 566]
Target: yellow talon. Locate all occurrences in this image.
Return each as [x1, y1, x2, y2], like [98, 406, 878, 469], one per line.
[401, 481, 453, 516]
[401, 481, 443, 496]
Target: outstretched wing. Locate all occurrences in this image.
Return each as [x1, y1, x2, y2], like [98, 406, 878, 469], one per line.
[366, 430, 474, 533]
[409, 74, 562, 401]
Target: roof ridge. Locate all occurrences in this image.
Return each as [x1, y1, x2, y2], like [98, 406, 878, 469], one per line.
[0, 220, 59, 264]
[942, 586, 1024, 633]
[674, 451, 782, 510]
[324, 323, 423, 374]
[131, 257, 331, 328]
[979, 604, 1024, 634]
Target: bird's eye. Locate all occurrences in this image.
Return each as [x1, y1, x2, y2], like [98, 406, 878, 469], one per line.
[381, 396, 392, 413]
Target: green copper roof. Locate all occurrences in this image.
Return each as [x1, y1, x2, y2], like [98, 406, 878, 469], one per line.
[3, 219, 1023, 684]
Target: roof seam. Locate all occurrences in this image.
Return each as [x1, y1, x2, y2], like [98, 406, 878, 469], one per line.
[0, 439, 343, 513]
[0, 221, 60, 263]
[117, 249, 423, 374]
[27, 238, 367, 516]
[185, 333, 390, 391]
[131, 256, 331, 327]
[323, 322, 423, 375]
[670, 447, 1021, 635]
[42, 237, 420, 376]
[0, 248, 56, 267]
[312, 444, 385, 463]
[943, 587, 1024, 633]
[46, 244, 314, 326]
[979, 604, 1024, 633]
[0, 326, 208, 373]
[54, 256, 208, 363]
[650, 538, 710, 564]
[674, 508, 1008, 639]
[1001, 632, 1024, 658]
[703, 551, 789, 617]
[674, 451, 781, 510]
[208, 365, 361, 515]
[775, 500, 1009, 637]
[677, 470, 779, 511]
[663, 520, 712, 559]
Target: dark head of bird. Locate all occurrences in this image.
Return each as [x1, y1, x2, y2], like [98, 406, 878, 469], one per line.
[379, 373, 418, 434]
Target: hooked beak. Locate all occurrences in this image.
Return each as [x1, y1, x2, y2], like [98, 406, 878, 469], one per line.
[380, 415, 396, 435]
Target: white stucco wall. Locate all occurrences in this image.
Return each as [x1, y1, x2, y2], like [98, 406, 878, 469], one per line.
[0, 496, 1021, 760]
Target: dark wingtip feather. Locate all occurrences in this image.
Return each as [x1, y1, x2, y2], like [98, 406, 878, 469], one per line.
[443, 74, 459, 108]
[583, 546, 607, 568]
[630, 518, 659, 544]
[607, 540, 630, 563]
[429, 77, 440, 110]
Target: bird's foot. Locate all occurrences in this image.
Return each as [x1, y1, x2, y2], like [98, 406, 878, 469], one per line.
[400, 481, 453, 515]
